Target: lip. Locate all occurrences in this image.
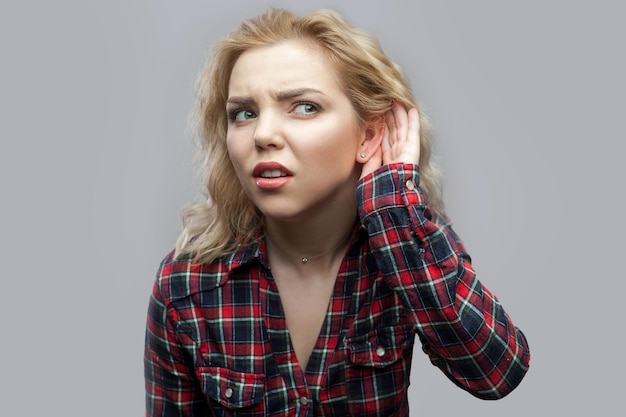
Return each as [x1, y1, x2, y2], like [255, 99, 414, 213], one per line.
[252, 161, 293, 190]
[253, 161, 293, 177]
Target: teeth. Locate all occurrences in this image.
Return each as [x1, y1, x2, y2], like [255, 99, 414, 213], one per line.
[260, 169, 287, 178]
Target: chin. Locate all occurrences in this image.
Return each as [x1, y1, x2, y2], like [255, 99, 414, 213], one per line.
[257, 203, 310, 223]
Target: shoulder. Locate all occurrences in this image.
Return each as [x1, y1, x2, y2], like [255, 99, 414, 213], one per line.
[153, 250, 231, 305]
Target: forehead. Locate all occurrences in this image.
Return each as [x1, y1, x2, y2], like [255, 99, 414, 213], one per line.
[228, 41, 344, 96]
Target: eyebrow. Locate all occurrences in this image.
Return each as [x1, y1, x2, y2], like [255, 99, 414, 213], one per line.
[225, 97, 254, 106]
[275, 88, 325, 101]
[226, 88, 326, 105]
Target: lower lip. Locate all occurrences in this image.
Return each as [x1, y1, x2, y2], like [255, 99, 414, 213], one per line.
[255, 176, 292, 190]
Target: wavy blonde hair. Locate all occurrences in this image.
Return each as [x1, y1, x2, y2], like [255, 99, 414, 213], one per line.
[176, 8, 445, 263]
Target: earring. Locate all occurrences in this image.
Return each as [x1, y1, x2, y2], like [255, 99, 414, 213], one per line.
[360, 152, 366, 158]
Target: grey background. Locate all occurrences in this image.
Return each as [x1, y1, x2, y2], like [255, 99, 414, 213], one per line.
[1, 0, 623, 415]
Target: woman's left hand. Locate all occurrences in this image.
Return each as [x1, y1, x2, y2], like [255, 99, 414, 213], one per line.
[360, 101, 421, 179]
[383, 100, 421, 166]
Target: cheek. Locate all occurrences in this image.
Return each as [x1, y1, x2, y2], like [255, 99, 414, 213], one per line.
[305, 140, 359, 177]
[316, 126, 360, 161]
[226, 131, 245, 158]
[225, 137, 247, 177]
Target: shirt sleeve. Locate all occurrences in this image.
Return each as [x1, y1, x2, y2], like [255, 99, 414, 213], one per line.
[144, 263, 209, 417]
[356, 163, 530, 400]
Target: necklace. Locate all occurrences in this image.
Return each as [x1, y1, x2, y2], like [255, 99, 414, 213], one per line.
[265, 231, 352, 264]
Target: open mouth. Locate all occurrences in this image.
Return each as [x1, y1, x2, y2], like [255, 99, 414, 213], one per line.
[259, 169, 289, 178]
[253, 162, 293, 189]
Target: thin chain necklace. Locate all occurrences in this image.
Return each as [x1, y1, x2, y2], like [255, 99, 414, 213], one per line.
[265, 231, 352, 264]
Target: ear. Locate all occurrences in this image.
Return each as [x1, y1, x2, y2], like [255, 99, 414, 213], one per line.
[356, 117, 385, 163]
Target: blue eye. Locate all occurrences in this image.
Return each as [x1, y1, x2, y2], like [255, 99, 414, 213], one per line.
[228, 109, 257, 121]
[293, 103, 319, 115]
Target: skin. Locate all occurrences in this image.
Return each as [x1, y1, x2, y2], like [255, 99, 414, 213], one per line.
[225, 40, 420, 371]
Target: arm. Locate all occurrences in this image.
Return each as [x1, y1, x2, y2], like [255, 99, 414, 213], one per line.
[356, 102, 530, 399]
[144, 262, 210, 416]
[357, 163, 530, 399]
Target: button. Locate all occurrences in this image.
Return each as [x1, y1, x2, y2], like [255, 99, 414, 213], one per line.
[405, 180, 416, 191]
[300, 396, 309, 406]
[376, 346, 386, 357]
[224, 387, 233, 399]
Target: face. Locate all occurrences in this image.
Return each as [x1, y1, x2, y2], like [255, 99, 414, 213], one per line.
[226, 41, 367, 222]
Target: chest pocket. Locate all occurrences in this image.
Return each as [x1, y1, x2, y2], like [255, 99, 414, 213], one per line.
[197, 366, 265, 411]
[345, 324, 414, 416]
[348, 323, 413, 367]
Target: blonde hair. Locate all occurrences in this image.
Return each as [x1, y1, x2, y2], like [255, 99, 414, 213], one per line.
[176, 8, 445, 263]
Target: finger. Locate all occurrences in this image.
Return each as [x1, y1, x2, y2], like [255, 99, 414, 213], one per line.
[381, 123, 391, 156]
[407, 108, 420, 142]
[392, 101, 409, 144]
[385, 109, 397, 147]
[407, 107, 421, 162]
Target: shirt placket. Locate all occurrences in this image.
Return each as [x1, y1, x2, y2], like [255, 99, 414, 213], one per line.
[260, 269, 313, 416]
[257, 231, 364, 416]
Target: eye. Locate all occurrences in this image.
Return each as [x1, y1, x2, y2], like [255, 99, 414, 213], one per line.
[228, 108, 257, 122]
[293, 102, 319, 115]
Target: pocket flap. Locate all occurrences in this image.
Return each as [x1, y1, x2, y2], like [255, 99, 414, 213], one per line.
[198, 366, 265, 409]
[348, 324, 413, 367]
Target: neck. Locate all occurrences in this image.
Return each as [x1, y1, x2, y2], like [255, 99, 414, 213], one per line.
[266, 226, 353, 266]
[264, 209, 357, 270]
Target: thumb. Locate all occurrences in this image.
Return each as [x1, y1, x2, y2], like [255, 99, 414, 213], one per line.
[359, 146, 383, 180]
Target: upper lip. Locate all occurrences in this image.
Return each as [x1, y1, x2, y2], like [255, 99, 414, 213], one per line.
[253, 162, 293, 178]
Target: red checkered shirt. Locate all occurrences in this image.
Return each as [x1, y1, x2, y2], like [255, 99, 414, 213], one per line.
[144, 163, 530, 416]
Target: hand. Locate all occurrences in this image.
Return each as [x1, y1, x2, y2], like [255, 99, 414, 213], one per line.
[360, 101, 421, 179]
[383, 101, 421, 166]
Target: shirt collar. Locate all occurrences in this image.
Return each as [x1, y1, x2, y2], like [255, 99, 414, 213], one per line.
[221, 219, 367, 276]
[221, 236, 267, 274]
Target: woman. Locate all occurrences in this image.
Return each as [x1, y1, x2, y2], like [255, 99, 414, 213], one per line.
[144, 8, 530, 416]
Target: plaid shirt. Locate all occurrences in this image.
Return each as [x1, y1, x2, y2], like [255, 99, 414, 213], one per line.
[144, 163, 530, 416]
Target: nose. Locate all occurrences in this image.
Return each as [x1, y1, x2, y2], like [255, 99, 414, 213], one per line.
[253, 111, 284, 151]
